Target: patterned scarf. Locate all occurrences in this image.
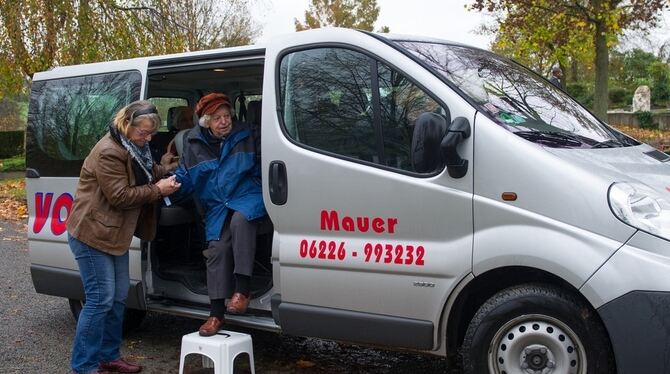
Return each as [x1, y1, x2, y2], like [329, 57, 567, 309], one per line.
[119, 133, 154, 183]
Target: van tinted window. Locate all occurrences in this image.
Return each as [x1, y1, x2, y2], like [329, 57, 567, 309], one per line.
[27, 71, 141, 177]
[279, 47, 446, 173]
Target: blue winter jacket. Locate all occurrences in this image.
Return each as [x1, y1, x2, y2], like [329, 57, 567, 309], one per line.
[173, 123, 266, 241]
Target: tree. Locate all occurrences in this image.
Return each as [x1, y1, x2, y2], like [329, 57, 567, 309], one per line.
[295, 0, 387, 32]
[485, 6, 594, 83]
[470, 0, 668, 120]
[608, 48, 670, 107]
[130, 0, 257, 52]
[0, 0, 258, 98]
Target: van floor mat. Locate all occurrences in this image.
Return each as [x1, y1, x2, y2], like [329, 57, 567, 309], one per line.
[157, 264, 208, 295]
[157, 264, 273, 297]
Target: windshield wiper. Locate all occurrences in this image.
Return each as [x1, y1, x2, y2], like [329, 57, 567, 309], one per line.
[514, 130, 585, 147]
[591, 139, 623, 148]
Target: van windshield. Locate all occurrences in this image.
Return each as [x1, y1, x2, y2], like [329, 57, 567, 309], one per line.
[395, 41, 638, 149]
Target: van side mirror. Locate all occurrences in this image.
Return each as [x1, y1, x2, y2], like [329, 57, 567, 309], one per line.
[440, 117, 471, 178]
[411, 113, 448, 173]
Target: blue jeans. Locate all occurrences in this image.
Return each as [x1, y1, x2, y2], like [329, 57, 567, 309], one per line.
[68, 234, 129, 374]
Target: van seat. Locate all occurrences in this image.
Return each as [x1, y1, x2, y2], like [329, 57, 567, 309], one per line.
[166, 106, 195, 156]
[247, 100, 261, 127]
[159, 204, 193, 226]
[167, 106, 195, 133]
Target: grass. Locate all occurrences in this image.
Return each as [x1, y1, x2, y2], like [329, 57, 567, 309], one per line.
[0, 154, 26, 172]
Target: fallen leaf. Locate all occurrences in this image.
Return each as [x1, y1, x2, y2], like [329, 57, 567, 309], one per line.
[296, 359, 316, 368]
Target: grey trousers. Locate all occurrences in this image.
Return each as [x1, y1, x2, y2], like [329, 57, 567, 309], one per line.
[202, 211, 258, 299]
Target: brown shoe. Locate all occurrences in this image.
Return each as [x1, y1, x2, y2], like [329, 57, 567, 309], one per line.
[98, 357, 142, 373]
[226, 292, 250, 314]
[199, 316, 224, 336]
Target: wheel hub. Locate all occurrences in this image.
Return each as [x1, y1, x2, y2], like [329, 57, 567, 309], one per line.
[521, 346, 554, 372]
[490, 315, 583, 374]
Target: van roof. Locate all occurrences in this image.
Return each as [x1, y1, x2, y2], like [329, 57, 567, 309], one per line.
[31, 28, 472, 82]
[32, 42, 266, 81]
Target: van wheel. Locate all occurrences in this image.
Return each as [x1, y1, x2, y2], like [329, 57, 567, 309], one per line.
[460, 284, 613, 374]
[68, 298, 147, 334]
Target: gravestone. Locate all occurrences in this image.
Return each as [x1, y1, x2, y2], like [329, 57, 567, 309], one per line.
[632, 85, 651, 112]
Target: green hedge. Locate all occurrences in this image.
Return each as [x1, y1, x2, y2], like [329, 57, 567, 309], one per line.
[633, 111, 656, 129]
[0, 131, 24, 158]
[0, 155, 25, 172]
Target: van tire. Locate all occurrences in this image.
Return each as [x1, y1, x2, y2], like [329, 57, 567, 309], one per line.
[460, 284, 613, 374]
[68, 298, 147, 334]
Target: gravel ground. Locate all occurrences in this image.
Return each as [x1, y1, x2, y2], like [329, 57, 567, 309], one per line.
[0, 219, 453, 373]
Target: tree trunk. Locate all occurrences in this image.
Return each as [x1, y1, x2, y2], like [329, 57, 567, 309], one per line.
[593, 20, 609, 121]
[570, 57, 579, 85]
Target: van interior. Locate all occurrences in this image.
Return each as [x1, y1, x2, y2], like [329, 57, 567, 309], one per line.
[143, 57, 272, 311]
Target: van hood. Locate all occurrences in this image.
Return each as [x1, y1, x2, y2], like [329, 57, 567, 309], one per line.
[546, 144, 670, 197]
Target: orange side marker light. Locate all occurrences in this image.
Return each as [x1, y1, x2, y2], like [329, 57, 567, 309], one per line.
[502, 192, 517, 201]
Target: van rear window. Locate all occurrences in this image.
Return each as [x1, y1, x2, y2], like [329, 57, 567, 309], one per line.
[27, 71, 141, 177]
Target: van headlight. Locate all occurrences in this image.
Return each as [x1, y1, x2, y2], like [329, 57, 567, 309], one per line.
[609, 182, 670, 241]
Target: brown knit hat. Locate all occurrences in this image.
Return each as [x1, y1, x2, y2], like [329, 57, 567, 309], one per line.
[195, 93, 232, 117]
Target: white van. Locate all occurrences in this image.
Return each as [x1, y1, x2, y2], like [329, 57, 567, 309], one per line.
[26, 28, 670, 373]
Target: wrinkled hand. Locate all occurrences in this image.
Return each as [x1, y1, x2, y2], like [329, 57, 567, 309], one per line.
[160, 151, 179, 172]
[155, 175, 181, 196]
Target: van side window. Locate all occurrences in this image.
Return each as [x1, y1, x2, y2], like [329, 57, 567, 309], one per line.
[279, 47, 447, 173]
[377, 63, 444, 171]
[279, 48, 377, 163]
[27, 71, 141, 177]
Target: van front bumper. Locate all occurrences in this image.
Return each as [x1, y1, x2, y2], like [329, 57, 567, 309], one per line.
[597, 290, 670, 373]
[583, 231, 670, 373]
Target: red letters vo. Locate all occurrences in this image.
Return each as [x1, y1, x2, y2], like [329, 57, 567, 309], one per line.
[33, 192, 73, 236]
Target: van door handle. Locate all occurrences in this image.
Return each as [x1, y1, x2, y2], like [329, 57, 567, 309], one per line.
[269, 161, 288, 205]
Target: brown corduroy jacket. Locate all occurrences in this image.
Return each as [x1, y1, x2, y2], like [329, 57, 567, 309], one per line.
[66, 132, 168, 255]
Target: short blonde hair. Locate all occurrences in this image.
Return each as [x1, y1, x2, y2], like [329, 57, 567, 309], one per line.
[113, 100, 161, 138]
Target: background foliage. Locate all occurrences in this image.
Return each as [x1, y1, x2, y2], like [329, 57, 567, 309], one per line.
[0, 0, 258, 99]
[469, 0, 669, 119]
[295, 0, 388, 32]
[0, 131, 24, 158]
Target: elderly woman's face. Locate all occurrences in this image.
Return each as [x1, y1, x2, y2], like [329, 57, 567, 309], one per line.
[208, 106, 233, 138]
[129, 118, 156, 147]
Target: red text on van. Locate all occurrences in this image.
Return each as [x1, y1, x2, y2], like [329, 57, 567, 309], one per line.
[33, 192, 73, 236]
[320, 210, 398, 234]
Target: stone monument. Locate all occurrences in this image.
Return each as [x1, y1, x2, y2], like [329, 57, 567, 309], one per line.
[632, 85, 651, 112]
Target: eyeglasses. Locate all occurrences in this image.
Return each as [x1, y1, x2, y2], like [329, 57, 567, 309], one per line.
[132, 126, 157, 138]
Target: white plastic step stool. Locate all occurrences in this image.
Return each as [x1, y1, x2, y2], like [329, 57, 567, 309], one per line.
[178, 330, 255, 374]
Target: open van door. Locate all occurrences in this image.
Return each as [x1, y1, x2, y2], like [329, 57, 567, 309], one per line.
[262, 28, 476, 350]
[27, 60, 148, 316]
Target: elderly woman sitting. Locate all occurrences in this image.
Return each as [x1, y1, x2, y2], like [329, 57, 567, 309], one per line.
[173, 93, 266, 336]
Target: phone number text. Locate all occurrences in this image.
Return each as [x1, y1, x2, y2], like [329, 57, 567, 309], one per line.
[298, 239, 425, 266]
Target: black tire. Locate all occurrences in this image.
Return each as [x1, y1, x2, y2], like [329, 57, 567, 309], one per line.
[461, 284, 614, 374]
[68, 298, 147, 334]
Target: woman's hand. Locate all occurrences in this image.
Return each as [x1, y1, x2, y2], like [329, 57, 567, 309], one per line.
[160, 151, 179, 172]
[155, 175, 181, 196]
